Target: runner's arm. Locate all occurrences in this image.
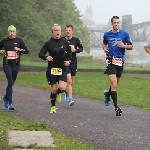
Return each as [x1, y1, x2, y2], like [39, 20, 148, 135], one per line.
[65, 42, 72, 62]
[125, 32, 133, 50]
[19, 39, 29, 54]
[39, 42, 49, 60]
[0, 39, 4, 54]
[76, 39, 83, 53]
[102, 33, 109, 53]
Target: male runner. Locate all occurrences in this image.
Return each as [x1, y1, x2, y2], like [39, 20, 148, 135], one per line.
[64, 25, 83, 106]
[39, 24, 72, 113]
[102, 16, 133, 116]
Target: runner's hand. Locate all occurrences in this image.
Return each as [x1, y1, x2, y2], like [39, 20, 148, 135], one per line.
[14, 47, 20, 51]
[0, 50, 5, 54]
[70, 45, 76, 52]
[46, 56, 53, 61]
[117, 42, 125, 48]
[104, 48, 109, 54]
[64, 61, 70, 66]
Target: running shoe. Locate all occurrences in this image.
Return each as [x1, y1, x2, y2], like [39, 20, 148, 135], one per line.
[64, 91, 70, 102]
[68, 98, 74, 106]
[104, 90, 111, 106]
[3, 95, 9, 108]
[50, 106, 57, 113]
[8, 102, 15, 110]
[56, 93, 61, 103]
[115, 107, 122, 116]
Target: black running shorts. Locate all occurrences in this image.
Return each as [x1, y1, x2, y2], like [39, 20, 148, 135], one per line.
[104, 56, 124, 78]
[46, 68, 67, 85]
[66, 65, 77, 76]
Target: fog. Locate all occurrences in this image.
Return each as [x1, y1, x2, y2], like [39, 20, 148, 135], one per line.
[74, 0, 150, 67]
[74, 0, 150, 24]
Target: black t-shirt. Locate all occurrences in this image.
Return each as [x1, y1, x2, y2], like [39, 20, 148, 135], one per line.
[0, 37, 29, 65]
[63, 37, 83, 67]
[39, 37, 72, 69]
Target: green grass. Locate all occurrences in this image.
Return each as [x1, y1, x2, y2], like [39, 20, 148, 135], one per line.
[1, 55, 150, 73]
[73, 73, 150, 109]
[0, 72, 150, 109]
[0, 112, 99, 150]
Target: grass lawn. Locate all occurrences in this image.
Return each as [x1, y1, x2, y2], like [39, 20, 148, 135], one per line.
[1, 55, 150, 73]
[0, 112, 99, 150]
[19, 60, 150, 73]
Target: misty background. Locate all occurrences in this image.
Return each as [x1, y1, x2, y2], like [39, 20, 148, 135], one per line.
[74, 0, 150, 24]
[74, 0, 150, 67]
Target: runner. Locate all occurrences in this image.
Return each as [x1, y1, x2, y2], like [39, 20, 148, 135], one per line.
[39, 24, 72, 113]
[64, 24, 83, 106]
[0, 25, 29, 110]
[102, 16, 133, 116]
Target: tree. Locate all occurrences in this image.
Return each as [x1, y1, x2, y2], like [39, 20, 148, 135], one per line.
[0, 0, 90, 58]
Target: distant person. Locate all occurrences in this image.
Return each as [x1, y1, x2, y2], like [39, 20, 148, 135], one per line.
[64, 25, 83, 106]
[0, 25, 29, 110]
[102, 16, 133, 116]
[144, 36, 150, 54]
[39, 24, 72, 113]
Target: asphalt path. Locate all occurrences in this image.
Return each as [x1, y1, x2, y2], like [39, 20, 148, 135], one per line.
[0, 81, 150, 150]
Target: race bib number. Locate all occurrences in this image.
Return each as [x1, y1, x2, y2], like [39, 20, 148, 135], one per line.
[112, 58, 123, 66]
[51, 68, 62, 75]
[7, 51, 18, 59]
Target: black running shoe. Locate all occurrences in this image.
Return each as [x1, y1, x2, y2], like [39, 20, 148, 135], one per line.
[115, 107, 122, 116]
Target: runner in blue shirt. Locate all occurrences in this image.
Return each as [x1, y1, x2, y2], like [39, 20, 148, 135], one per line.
[102, 16, 133, 116]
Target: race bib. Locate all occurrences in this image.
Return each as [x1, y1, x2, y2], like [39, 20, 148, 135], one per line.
[51, 68, 62, 75]
[112, 58, 123, 66]
[7, 51, 18, 59]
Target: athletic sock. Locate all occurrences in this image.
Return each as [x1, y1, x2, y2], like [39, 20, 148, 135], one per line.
[111, 91, 118, 108]
[50, 92, 56, 106]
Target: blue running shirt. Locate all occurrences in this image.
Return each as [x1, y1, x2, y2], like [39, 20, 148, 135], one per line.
[103, 30, 132, 59]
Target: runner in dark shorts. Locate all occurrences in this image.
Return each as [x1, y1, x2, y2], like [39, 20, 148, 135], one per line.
[102, 16, 133, 116]
[39, 24, 72, 113]
[63, 25, 83, 106]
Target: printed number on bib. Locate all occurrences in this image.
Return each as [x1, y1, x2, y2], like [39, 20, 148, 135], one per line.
[112, 58, 123, 66]
[7, 51, 18, 59]
[51, 68, 62, 75]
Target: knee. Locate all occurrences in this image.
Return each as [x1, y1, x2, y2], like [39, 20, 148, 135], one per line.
[8, 81, 13, 87]
[111, 82, 117, 89]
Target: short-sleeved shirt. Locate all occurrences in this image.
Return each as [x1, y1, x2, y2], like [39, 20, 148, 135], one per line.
[144, 37, 150, 47]
[103, 29, 132, 59]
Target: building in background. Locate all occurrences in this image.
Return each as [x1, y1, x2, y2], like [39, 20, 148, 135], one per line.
[82, 6, 104, 50]
[81, 7, 150, 67]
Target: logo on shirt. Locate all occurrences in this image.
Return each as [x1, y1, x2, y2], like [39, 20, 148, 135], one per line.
[108, 38, 122, 46]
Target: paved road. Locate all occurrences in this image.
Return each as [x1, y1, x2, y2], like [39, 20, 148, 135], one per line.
[0, 81, 150, 150]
